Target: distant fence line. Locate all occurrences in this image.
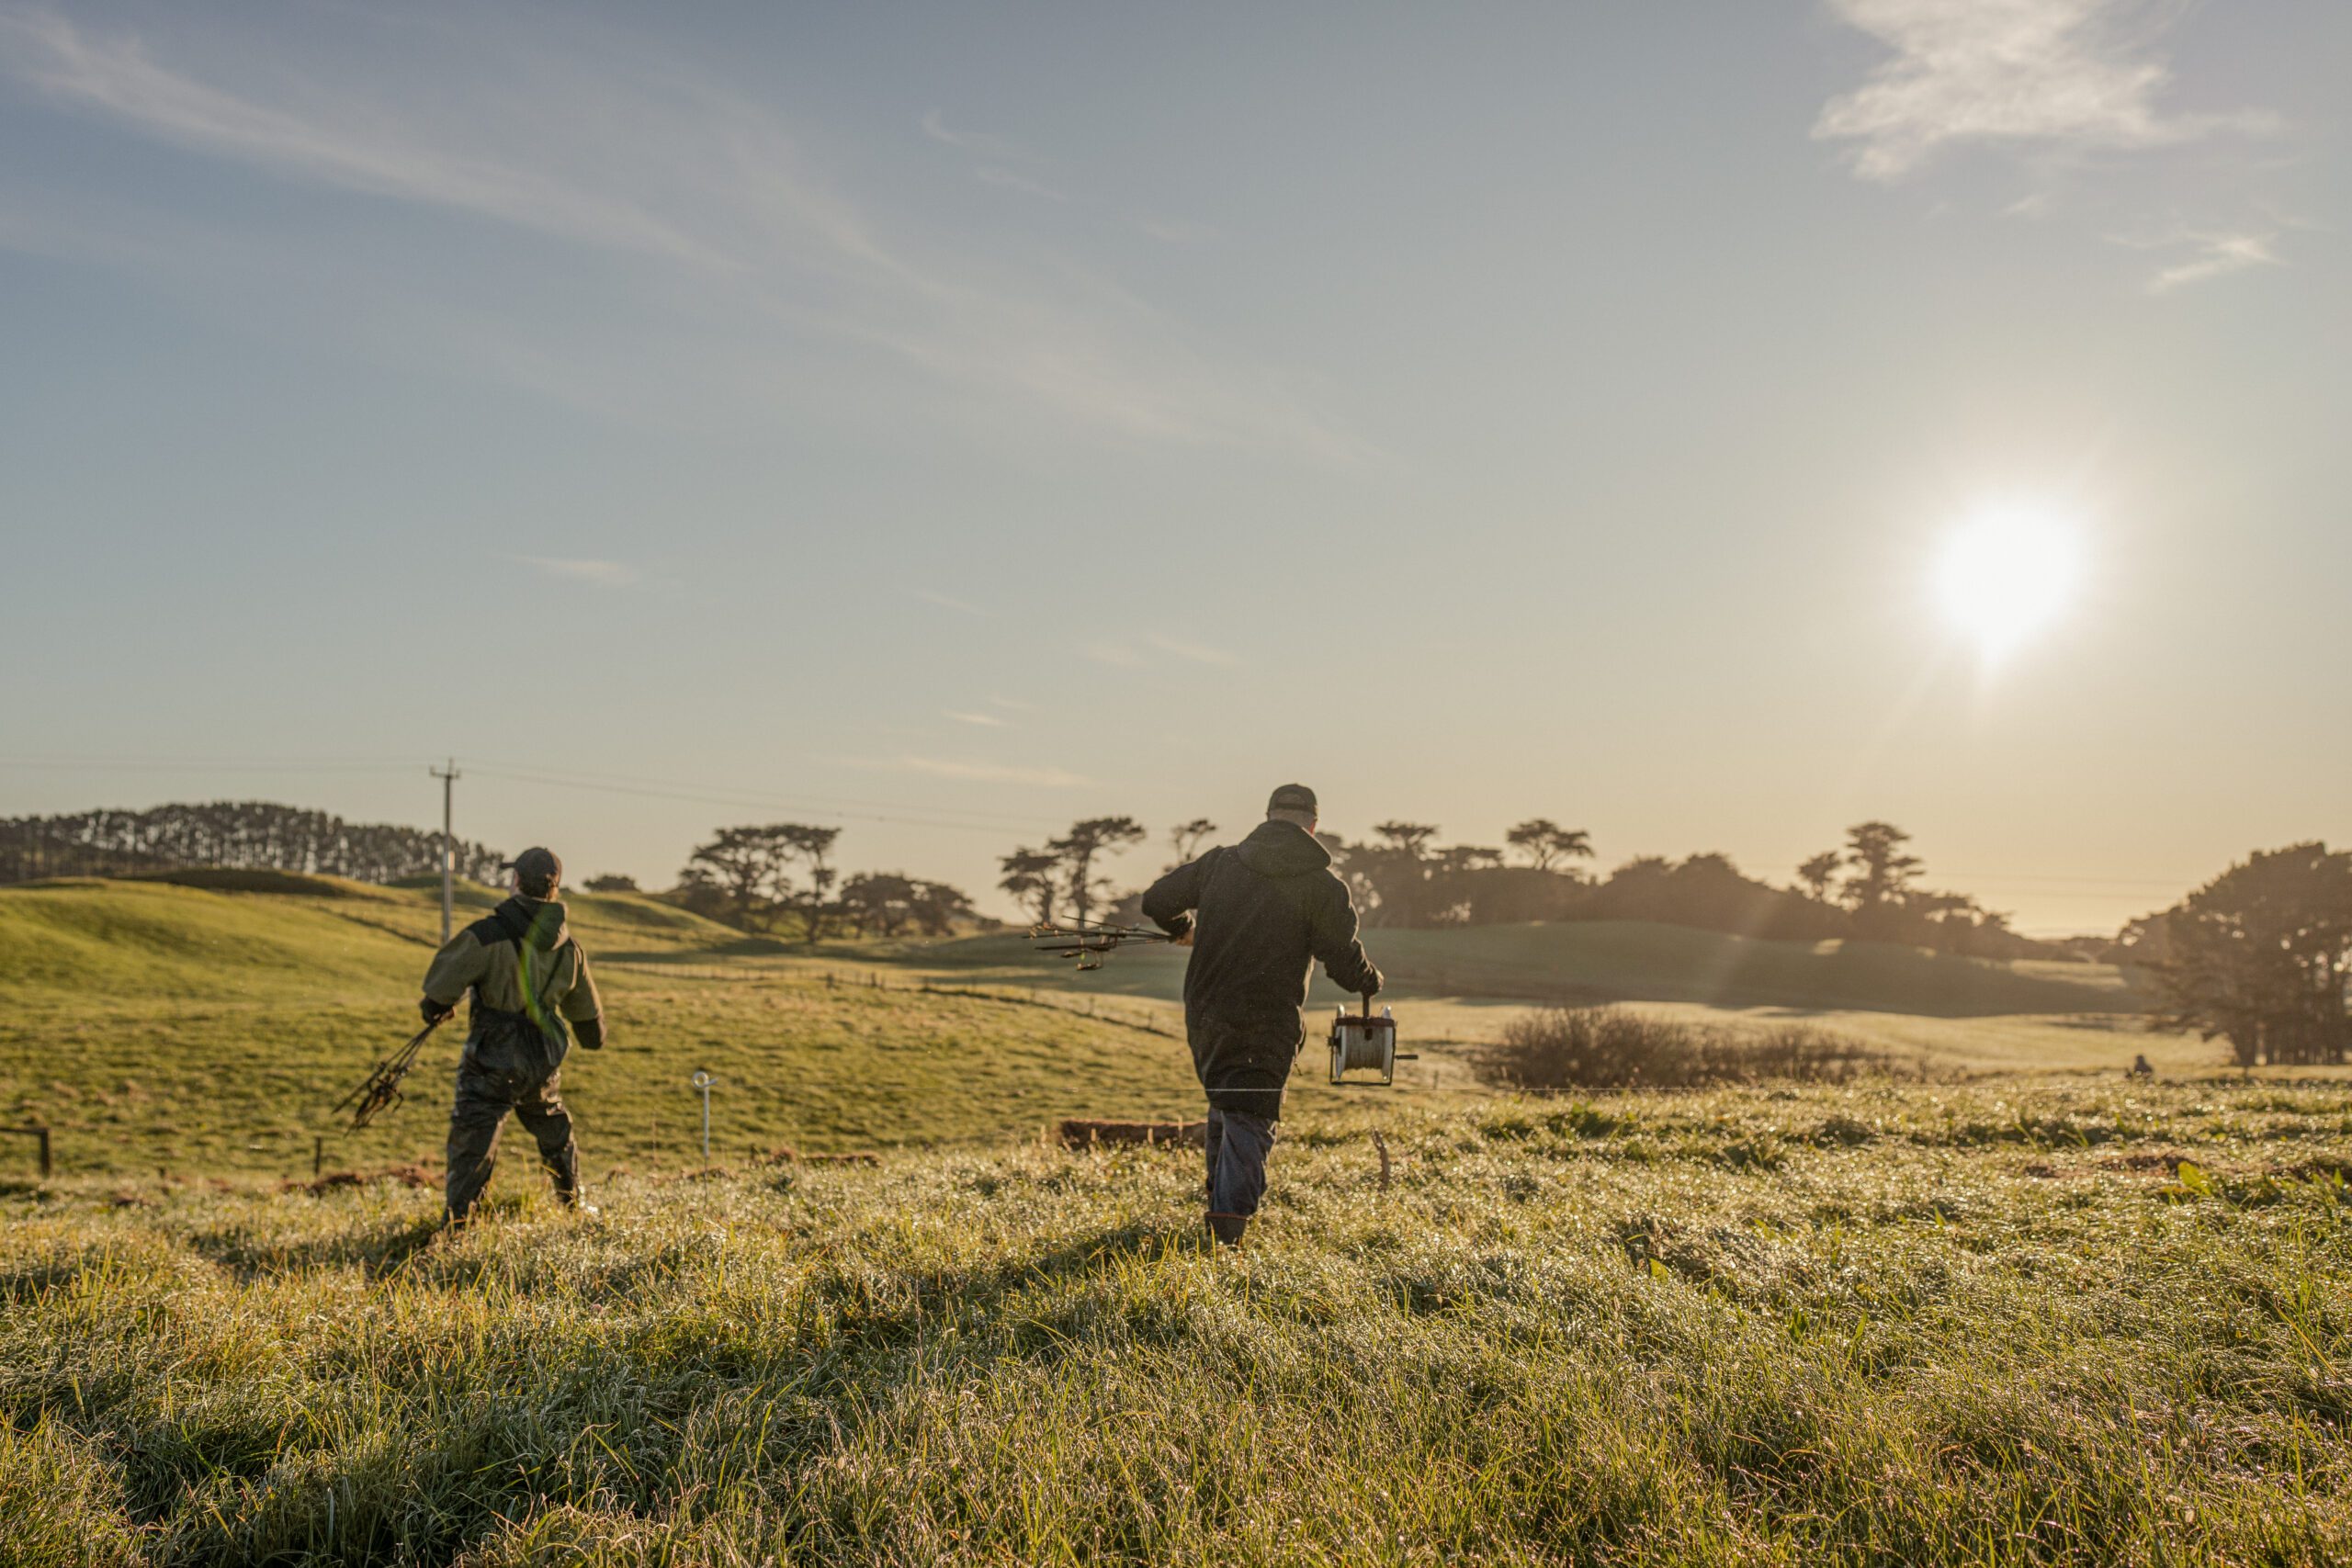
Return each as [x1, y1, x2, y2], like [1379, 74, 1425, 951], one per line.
[593, 962, 1185, 1039]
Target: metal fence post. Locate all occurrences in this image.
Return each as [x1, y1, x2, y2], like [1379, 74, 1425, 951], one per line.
[691, 1070, 717, 1163]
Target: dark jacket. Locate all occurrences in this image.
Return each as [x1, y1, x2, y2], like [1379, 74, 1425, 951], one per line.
[1141, 819, 1382, 1114]
[422, 896, 605, 1073]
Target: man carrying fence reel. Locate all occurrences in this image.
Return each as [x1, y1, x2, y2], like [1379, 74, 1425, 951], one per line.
[1142, 784, 1384, 1250]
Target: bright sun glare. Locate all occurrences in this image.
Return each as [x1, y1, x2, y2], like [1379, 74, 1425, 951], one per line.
[1935, 505, 2085, 658]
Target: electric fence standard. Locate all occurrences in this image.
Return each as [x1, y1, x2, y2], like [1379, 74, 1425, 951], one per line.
[333, 1016, 446, 1131]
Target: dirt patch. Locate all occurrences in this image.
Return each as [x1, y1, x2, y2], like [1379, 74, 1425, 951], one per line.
[284, 1164, 434, 1197]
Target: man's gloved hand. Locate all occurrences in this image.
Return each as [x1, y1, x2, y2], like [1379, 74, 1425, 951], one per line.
[574, 1016, 606, 1051]
[1158, 913, 1194, 945]
[420, 997, 456, 1027]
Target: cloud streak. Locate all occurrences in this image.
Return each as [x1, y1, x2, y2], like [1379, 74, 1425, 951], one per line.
[919, 108, 1023, 161]
[0, 7, 1353, 454]
[1814, 0, 2272, 181]
[1145, 633, 1238, 666]
[513, 555, 639, 585]
[907, 587, 988, 616]
[2141, 231, 2280, 295]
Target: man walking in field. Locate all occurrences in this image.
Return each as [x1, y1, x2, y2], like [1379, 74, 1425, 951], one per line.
[418, 846, 606, 1225]
[1143, 784, 1382, 1248]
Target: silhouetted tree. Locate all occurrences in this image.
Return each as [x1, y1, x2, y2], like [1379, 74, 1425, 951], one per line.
[998, 847, 1060, 925]
[1840, 821, 1924, 931]
[1051, 816, 1146, 927]
[840, 873, 976, 938]
[582, 874, 639, 893]
[684, 826, 791, 931]
[1795, 852, 1842, 903]
[777, 825, 842, 944]
[2144, 843, 2352, 1066]
[1505, 818, 1594, 873]
[841, 872, 919, 938]
[909, 879, 978, 936]
[1167, 818, 1218, 868]
[1372, 822, 1439, 859]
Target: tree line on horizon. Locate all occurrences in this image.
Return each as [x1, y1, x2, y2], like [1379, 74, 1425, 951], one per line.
[0, 803, 506, 886]
[668, 823, 976, 942]
[1012, 815, 2060, 964]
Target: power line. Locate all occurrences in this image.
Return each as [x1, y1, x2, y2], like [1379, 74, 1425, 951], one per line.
[461, 772, 1045, 839]
[0, 753, 1072, 838]
[461, 761, 1067, 832]
[0, 757, 419, 773]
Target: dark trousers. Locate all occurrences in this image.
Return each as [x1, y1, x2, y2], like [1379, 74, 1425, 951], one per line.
[447, 1056, 578, 1222]
[1204, 1107, 1277, 1217]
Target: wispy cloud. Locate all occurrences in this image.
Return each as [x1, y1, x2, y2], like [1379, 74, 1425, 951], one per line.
[907, 587, 988, 616]
[1082, 641, 1143, 668]
[513, 554, 639, 586]
[0, 9, 721, 265]
[919, 108, 1023, 161]
[1815, 0, 2274, 182]
[1145, 633, 1238, 666]
[2139, 230, 2281, 295]
[942, 710, 1006, 728]
[0, 9, 1353, 453]
[851, 754, 1092, 788]
[975, 165, 1067, 202]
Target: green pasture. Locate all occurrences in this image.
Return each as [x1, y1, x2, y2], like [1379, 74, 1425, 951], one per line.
[6, 1080, 2350, 1564]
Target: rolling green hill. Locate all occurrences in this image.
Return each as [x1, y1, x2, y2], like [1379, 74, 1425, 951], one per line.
[0, 878, 1254, 1180]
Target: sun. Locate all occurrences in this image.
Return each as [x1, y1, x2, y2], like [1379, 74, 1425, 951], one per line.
[1934, 504, 2085, 658]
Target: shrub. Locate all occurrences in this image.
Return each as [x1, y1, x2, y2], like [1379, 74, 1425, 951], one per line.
[1486, 1005, 1891, 1089]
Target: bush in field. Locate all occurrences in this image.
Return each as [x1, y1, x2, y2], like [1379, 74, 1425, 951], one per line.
[1487, 1005, 1892, 1089]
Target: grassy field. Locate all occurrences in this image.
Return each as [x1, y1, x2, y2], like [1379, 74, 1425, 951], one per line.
[5, 875, 2347, 1563]
[6, 1079, 2349, 1564]
[0, 874, 2238, 1188]
[0, 877, 1249, 1181]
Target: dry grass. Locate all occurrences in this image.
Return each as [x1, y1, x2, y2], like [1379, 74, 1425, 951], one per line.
[5, 1079, 2349, 1565]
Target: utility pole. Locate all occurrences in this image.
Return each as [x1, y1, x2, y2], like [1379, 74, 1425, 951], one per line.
[431, 759, 459, 944]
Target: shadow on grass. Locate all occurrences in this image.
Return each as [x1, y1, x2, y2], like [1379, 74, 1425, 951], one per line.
[187, 1213, 444, 1282]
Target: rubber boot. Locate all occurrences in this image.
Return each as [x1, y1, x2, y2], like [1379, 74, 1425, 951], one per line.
[1205, 1212, 1249, 1249]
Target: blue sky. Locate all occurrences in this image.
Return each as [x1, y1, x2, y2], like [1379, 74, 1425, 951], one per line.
[2, 1, 2345, 932]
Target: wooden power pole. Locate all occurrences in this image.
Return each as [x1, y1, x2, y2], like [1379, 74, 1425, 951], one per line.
[431, 759, 460, 943]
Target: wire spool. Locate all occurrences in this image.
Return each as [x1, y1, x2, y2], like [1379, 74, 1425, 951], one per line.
[1329, 1006, 1399, 1085]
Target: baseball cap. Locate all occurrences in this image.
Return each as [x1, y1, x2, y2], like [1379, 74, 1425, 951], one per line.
[1266, 784, 1318, 817]
[505, 846, 563, 895]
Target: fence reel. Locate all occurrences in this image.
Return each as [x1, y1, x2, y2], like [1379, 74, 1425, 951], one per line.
[1329, 998, 1414, 1087]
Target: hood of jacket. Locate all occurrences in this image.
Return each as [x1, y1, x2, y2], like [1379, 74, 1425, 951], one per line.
[495, 895, 571, 951]
[1234, 818, 1332, 878]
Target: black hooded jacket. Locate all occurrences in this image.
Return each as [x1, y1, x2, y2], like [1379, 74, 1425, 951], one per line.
[1141, 819, 1382, 1113]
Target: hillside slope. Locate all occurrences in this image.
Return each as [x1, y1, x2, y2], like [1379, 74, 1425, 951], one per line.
[0, 879, 1290, 1178]
[5, 1081, 2346, 1565]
